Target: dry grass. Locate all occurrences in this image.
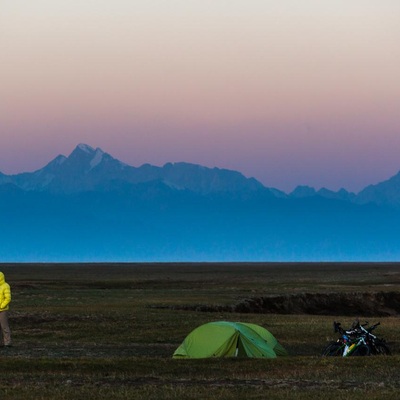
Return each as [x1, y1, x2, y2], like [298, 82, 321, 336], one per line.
[0, 262, 399, 399]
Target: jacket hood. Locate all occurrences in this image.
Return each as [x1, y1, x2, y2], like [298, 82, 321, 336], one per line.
[0, 272, 5, 285]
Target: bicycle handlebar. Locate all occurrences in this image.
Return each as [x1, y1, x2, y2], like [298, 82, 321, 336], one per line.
[333, 321, 380, 336]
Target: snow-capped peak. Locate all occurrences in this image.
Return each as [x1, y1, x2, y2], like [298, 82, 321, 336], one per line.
[54, 155, 67, 165]
[89, 148, 105, 170]
[77, 143, 95, 154]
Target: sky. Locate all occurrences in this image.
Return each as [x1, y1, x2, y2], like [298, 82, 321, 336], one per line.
[1, 0, 399, 193]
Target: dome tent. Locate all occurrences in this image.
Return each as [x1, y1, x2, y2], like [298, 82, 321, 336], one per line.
[173, 321, 287, 359]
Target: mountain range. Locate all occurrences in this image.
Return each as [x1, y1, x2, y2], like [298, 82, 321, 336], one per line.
[0, 144, 272, 195]
[1, 144, 400, 262]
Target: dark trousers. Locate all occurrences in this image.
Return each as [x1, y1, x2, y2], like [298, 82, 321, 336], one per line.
[0, 311, 11, 345]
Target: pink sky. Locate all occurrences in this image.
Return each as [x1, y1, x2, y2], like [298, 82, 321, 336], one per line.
[1, 1, 399, 192]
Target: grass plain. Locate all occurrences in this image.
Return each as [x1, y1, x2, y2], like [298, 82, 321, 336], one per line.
[0, 262, 399, 399]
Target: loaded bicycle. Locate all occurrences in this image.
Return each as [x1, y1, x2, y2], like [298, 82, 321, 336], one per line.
[322, 320, 390, 357]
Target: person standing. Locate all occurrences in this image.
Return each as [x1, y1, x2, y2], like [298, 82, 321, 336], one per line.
[0, 272, 12, 347]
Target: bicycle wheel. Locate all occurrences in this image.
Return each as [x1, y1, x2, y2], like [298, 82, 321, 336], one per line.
[374, 343, 391, 355]
[322, 342, 343, 356]
[352, 344, 370, 356]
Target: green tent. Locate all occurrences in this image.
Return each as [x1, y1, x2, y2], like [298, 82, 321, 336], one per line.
[173, 321, 288, 359]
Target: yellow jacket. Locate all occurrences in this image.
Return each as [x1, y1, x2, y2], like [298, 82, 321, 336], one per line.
[0, 272, 11, 311]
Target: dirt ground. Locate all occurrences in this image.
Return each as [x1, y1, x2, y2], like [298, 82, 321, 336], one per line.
[170, 291, 400, 316]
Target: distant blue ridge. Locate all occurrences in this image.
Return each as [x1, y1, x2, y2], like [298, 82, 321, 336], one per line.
[1, 144, 400, 262]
